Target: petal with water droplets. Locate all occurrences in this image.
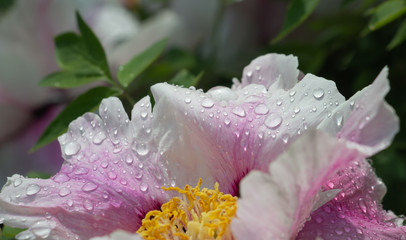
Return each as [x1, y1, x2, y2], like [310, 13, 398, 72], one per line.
[231, 131, 368, 239]
[0, 97, 168, 239]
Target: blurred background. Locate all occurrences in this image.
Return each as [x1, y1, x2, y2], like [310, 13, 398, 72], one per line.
[0, 0, 405, 216]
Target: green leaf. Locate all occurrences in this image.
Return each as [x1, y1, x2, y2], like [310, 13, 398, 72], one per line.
[75, 12, 111, 79]
[369, 0, 406, 31]
[32, 87, 121, 151]
[272, 0, 320, 43]
[39, 71, 104, 88]
[26, 171, 52, 179]
[388, 19, 406, 49]
[117, 39, 167, 88]
[169, 70, 203, 88]
[1, 225, 26, 239]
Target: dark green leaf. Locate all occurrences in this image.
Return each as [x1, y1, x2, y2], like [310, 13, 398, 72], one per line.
[117, 39, 167, 88]
[369, 0, 406, 31]
[272, 0, 320, 43]
[32, 87, 121, 151]
[388, 19, 406, 50]
[39, 71, 104, 88]
[1, 225, 26, 239]
[169, 70, 203, 88]
[76, 12, 111, 79]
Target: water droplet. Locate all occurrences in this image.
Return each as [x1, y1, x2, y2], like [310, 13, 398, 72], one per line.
[93, 132, 107, 145]
[282, 134, 289, 144]
[293, 106, 300, 114]
[53, 174, 70, 183]
[335, 112, 343, 128]
[108, 171, 117, 180]
[264, 113, 283, 129]
[289, 90, 296, 96]
[327, 182, 335, 188]
[246, 71, 253, 78]
[358, 198, 367, 213]
[184, 96, 192, 104]
[67, 199, 74, 207]
[83, 200, 93, 211]
[82, 182, 98, 192]
[224, 118, 231, 126]
[59, 188, 71, 197]
[13, 178, 22, 187]
[26, 184, 41, 196]
[335, 228, 343, 235]
[100, 161, 109, 169]
[255, 104, 269, 115]
[139, 182, 148, 192]
[276, 99, 283, 106]
[64, 142, 81, 156]
[232, 106, 246, 117]
[140, 111, 148, 119]
[313, 88, 325, 100]
[315, 216, 323, 223]
[133, 143, 149, 156]
[207, 87, 237, 101]
[32, 222, 51, 238]
[201, 98, 214, 108]
[126, 154, 134, 164]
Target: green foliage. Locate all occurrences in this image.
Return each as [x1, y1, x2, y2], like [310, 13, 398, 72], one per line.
[388, 19, 406, 49]
[169, 70, 203, 88]
[272, 0, 320, 43]
[32, 87, 121, 151]
[117, 39, 167, 88]
[1, 225, 26, 239]
[368, 0, 406, 31]
[39, 13, 112, 89]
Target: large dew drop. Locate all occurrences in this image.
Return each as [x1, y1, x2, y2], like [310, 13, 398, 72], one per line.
[58, 188, 71, 197]
[93, 132, 107, 145]
[201, 98, 215, 108]
[64, 142, 81, 156]
[207, 87, 237, 101]
[26, 184, 41, 196]
[254, 104, 269, 115]
[313, 88, 325, 100]
[231, 106, 246, 117]
[264, 112, 283, 129]
[81, 182, 98, 192]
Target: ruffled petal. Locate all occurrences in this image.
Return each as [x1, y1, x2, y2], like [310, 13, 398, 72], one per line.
[0, 97, 170, 239]
[233, 53, 300, 90]
[318, 67, 399, 155]
[231, 131, 368, 240]
[151, 72, 345, 195]
[297, 159, 406, 239]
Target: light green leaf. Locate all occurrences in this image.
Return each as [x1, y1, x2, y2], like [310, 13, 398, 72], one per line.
[169, 70, 203, 88]
[117, 39, 167, 88]
[272, 0, 320, 43]
[369, 0, 406, 31]
[39, 71, 104, 88]
[1, 225, 26, 239]
[32, 87, 121, 151]
[76, 12, 111, 79]
[388, 19, 406, 49]
[26, 171, 52, 179]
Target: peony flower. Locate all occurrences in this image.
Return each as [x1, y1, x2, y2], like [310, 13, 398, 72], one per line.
[0, 53, 400, 239]
[232, 132, 406, 239]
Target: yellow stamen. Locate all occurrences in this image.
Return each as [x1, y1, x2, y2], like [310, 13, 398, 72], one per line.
[137, 179, 237, 240]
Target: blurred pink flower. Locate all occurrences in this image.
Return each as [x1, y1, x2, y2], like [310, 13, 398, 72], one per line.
[0, 53, 400, 239]
[0, 0, 179, 183]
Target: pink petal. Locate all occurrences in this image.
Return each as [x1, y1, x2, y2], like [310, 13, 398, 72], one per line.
[318, 67, 399, 155]
[151, 72, 345, 195]
[234, 53, 300, 90]
[231, 131, 368, 239]
[297, 159, 406, 239]
[0, 97, 169, 239]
